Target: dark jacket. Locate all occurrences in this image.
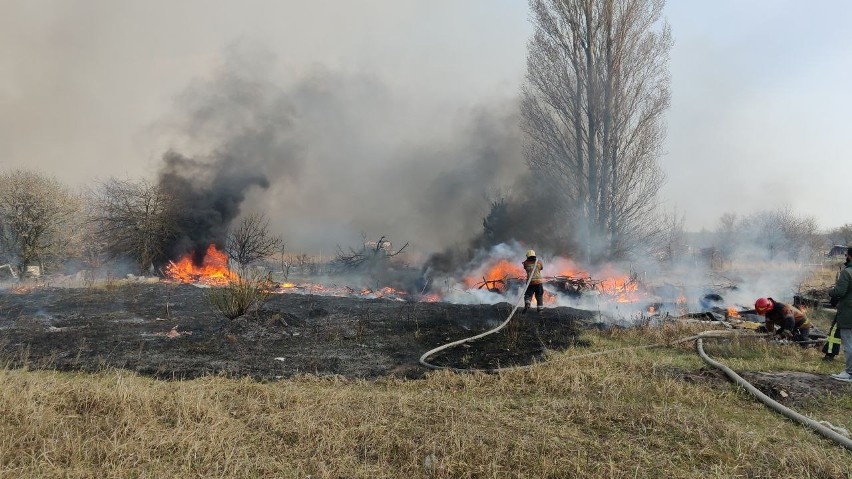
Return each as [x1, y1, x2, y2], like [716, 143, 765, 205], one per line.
[830, 260, 852, 329]
[763, 298, 812, 333]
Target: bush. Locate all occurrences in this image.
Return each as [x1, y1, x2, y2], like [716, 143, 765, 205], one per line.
[206, 273, 273, 319]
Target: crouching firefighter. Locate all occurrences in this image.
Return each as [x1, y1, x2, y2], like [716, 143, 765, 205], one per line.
[522, 250, 544, 314]
[754, 297, 813, 342]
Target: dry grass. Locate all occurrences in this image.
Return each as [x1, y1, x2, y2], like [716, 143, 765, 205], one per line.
[799, 259, 846, 293]
[206, 274, 273, 319]
[0, 322, 850, 478]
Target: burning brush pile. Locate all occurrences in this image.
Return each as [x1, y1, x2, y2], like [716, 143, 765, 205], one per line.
[438, 245, 645, 312]
[452, 257, 642, 305]
[165, 245, 238, 286]
[162, 242, 642, 309]
[159, 242, 770, 325]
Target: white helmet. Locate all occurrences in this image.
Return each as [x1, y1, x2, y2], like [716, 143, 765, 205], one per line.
[526, 249, 536, 258]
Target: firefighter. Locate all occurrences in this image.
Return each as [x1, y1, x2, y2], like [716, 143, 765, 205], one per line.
[828, 246, 852, 382]
[522, 250, 544, 314]
[754, 297, 812, 342]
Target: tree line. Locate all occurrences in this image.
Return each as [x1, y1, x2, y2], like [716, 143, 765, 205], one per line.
[0, 170, 281, 279]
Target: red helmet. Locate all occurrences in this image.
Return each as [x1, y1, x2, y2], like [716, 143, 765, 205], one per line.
[754, 297, 773, 314]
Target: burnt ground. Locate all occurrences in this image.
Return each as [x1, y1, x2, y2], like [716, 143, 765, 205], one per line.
[0, 282, 595, 380]
[1, 282, 850, 407]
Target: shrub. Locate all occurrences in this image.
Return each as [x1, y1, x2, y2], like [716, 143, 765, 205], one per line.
[206, 273, 273, 319]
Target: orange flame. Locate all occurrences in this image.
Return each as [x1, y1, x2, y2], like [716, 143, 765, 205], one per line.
[727, 307, 741, 318]
[550, 257, 588, 278]
[165, 244, 239, 285]
[598, 275, 640, 302]
[419, 293, 441, 303]
[463, 258, 525, 288]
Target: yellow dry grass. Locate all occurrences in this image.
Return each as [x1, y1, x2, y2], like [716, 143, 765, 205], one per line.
[1, 321, 850, 478]
[799, 260, 845, 293]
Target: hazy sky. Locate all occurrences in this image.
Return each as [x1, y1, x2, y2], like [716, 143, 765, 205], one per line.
[1, 0, 851, 245]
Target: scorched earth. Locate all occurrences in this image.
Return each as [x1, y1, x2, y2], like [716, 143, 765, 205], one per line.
[0, 282, 594, 380]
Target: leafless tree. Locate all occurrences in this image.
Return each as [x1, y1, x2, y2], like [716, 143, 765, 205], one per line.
[279, 244, 293, 279]
[225, 213, 283, 270]
[716, 212, 738, 262]
[89, 178, 177, 274]
[657, 207, 686, 263]
[828, 224, 852, 247]
[730, 207, 818, 262]
[522, 0, 671, 261]
[289, 253, 312, 275]
[0, 170, 81, 276]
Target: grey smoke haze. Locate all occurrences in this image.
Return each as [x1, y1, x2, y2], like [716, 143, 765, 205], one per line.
[3, 0, 852, 249]
[158, 44, 525, 254]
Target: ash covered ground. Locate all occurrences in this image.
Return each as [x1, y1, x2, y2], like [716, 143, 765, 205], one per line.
[1, 280, 848, 406]
[0, 282, 596, 380]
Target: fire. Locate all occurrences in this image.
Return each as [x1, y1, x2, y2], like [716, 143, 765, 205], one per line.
[551, 257, 588, 278]
[419, 293, 441, 303]
[727, 307, 741, 318]
[463, 258, 525, 289]
[165, 244, 239, 285]
[598, 275, 640, 302]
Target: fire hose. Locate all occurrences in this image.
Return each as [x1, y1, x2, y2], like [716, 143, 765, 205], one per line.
[419, 265, 536, 373]
[418, 278, 852, 451]
[696, 337, 852, 451]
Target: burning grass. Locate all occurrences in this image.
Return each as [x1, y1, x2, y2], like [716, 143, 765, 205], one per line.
[0, 322, 849, 478]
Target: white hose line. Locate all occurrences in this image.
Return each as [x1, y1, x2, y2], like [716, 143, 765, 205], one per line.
[419, 267, 536, 373]
[696, 337, 852, 452]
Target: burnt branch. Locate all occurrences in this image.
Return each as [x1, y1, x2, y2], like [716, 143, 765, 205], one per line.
[334, 235, 408, 271]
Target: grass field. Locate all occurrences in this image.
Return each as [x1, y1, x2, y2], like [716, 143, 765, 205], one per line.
[1, 318, 850, 478]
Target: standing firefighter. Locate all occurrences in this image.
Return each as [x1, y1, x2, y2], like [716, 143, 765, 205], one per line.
[522, 250, 544, 314]
[754, 297, 812, 342]
[828, 247, 852, 382]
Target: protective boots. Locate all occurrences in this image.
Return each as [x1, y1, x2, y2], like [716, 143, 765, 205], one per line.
[523, 301, 530, 314]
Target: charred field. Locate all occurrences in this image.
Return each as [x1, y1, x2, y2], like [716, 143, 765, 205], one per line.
[0, 282, 596, 380]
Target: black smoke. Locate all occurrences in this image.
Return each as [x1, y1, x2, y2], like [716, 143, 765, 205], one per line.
[154, 44, 530, 265]
[159, 151, 270, 263]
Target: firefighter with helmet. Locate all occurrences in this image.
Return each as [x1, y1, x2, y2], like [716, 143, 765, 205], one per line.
[522, 250, 544, 314]
[754, 297, 813, 342]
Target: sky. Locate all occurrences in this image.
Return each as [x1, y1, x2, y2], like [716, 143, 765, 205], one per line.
[1, 0, 851, 251]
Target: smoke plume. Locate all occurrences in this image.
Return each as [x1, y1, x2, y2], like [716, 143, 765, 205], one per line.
[157, 44, 526, 260]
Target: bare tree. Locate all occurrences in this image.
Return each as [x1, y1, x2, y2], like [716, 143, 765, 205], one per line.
[225, 213, 283, 270]
[729, 207, 818, 262]
[657, 207, 686, 263]
[828, 223, 852, 246]
[0, 170, 81, 276]
[90, 178, 177, 274]
[522, 0, 671, 261]
[279, 244, 293, 279]
[716, 212, 738, 262]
